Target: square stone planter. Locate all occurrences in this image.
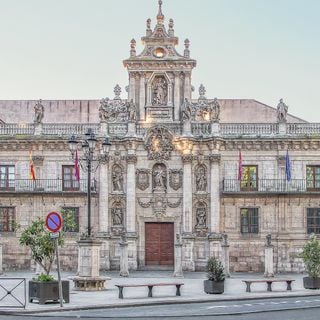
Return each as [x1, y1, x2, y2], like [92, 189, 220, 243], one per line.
[303, 277, 320, 290]
[204, 280, 224, 294]
[29, 280, 70, 304]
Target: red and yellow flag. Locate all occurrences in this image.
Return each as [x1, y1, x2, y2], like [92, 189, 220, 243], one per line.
[29, 152, 36, 181]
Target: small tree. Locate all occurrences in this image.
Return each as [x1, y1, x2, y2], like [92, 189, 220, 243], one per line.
[206, 257, 225, 282]
[300, 234, 320, 278]
[19, 209, 76, 277]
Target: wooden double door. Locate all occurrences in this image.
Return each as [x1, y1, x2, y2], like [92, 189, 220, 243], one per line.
[145, 222, 174, 266]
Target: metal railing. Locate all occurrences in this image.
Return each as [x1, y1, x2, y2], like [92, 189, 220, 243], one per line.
[0, 278, 26, 309]
[0, 179, 97, 193]
[222, 179, 311, 193]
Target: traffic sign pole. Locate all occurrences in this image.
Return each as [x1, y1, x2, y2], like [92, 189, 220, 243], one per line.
[55, 235, 63, 307]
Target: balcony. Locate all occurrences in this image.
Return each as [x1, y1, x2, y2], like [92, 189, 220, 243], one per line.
[222, 179, 315, 194]
[0, 179, 97, 194]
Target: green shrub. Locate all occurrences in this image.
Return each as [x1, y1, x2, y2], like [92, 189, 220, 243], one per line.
[206, 257, 225, 282]
[300, 234, 320, 278]
[35, 273, 55, 282]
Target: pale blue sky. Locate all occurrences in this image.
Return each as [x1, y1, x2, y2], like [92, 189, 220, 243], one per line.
[0, 0, 319, 121]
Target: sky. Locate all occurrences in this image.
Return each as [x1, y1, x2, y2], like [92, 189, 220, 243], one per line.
[0, 0, 319, 122]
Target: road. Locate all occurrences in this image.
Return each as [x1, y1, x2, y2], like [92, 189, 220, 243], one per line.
[1, 297, 320, 319]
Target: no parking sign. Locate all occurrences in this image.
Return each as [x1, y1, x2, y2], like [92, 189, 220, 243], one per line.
[45, 211, 62, 233]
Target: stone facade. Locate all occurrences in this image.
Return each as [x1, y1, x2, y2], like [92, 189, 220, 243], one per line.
[0, 1, 318, 273]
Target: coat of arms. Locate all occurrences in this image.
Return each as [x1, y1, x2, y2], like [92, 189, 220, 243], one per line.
[136, 169, 150, 191]
[169, 169, 183, 191]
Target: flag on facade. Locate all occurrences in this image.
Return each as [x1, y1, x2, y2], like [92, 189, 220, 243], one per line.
[285, 150, 291, 182]
[74, 148, 80, 182]
[238, 150, 243, 181]
[29, 152, 36, 181]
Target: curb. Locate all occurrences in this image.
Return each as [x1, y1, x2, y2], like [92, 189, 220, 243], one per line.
[2, 291, 320, 315]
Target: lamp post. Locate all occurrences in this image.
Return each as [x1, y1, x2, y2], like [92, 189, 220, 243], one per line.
[68, 129, 111, 238]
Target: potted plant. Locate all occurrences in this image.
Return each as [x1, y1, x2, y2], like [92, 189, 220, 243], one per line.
[19, 211, 75, 304]
[204, 257, 225, 294]
[300, 234, 320, 289]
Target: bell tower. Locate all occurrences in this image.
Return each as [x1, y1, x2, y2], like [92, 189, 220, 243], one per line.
[123, 0, 197, 122]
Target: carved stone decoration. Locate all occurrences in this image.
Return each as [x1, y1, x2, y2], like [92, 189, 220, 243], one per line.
[167, 197, 182, 208]
[152, 163, 167, 192]
[136, 169, 150, 191]
[277, 98, 288, 123]
[152, 76, 167, 106]
[169, 169, 183, 191]
[195, 164, 207, 192]
[34, 99, 44, 124]
[137, 198, 152, 208]
[145, 126, 174, 161]
[32, 156, 44, 166]
[152, 195, 167, 215]
[112, 164, 124, 192]
[194, 201, 208, 236]
[211, 98, 220, 123]
[111, 207, 123, 226]
[181, 98, 194, 122]
[126, 99, 137, 122]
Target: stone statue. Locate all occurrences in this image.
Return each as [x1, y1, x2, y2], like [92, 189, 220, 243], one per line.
[222, 233, 229, 246]
[277, 99, 288, 123]
[112, 207, 123, 226]
[34, 99, 44, 124]
[266, 233, 272, 246]
[210, 98, 220, 122]
[153, 164, 166, 189]
[196, 166, 207, 191]
[195, 207, 206, 228]
[146, 18, 151, 29]
[126, 99, 136, 122]
[181, 98, 193, 122]
[152, 78, 167, 105]
[112, 167, 123, 192]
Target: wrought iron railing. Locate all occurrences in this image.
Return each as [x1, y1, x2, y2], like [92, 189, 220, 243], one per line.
[0, 179, 97, 193]
[222, 179, 311, 193]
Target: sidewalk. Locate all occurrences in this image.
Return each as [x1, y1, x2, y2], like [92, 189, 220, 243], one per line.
[0, 270, 319, 314]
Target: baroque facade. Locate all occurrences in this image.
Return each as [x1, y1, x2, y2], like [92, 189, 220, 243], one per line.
[0, 1, 319, 273]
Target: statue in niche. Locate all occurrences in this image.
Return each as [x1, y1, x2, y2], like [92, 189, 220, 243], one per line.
[181, 98, 193, 122]
[112, 207, 123, 226]
[277, 98, 288, 123]
[195, 165, 207, 192]
[153, 163, 167, 190]
[34, 99, 44, 124]
[152, 77, 167, 106]
[195, 206, 207, 228]
[112, 165, 123, 192]
[126, 99, 137, 122]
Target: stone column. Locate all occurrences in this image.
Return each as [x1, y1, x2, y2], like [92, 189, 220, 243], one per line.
[139, 73, 146, 120]
[34, 123, 43, 135]
[128, 72, 136, 103]
[183, 121, 192, 136]
[264, 234, 274, 277]
[99, 122, 108, 136]
[278, 122, 287, 135]
[126, 153, 137, 234]
[78, 239, 102, 278]
[147, 84, 152, 106]
[98, 161, 109, 235]
[173, 235, 183, 278]
[182, 154, 193, 234]
[221, 234, 230, 277]
[209, 154, 221, 233]
[168, 83, 173, 107]
[184, 71, 192, 101]
[174, 72, 180, 121]
[211, 122, 220, 136]
[119, 235, 129, 277]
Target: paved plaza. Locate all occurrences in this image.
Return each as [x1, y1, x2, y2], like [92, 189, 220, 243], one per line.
[0, 271, 319, 314]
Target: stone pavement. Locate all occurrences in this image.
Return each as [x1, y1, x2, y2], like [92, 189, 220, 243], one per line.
[0, 270, 319, 314]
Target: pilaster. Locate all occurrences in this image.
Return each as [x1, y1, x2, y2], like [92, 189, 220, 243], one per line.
[139, 73, 146, 120]
[126, 152, 137, 234]
[98, 159, 110, 234]
[174, 72, 180, 120]
[182, 154, 193, 234]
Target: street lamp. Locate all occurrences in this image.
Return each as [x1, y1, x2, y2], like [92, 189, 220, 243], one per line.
[68, 129, 111, 238]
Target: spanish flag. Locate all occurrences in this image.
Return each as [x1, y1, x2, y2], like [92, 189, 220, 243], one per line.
[29, 152, 36, 181]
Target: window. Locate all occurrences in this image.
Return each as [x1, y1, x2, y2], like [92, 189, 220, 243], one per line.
[62, 166, 79, 191]
[62, 207, 79, 232]
[0, 207, 16, 232]
[0, 165, 15, 190]
[241, 208, 259, 234]
[240, 165, 258, 191]
[307, 208, 320, 234]
[306, 166, 320, 190]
